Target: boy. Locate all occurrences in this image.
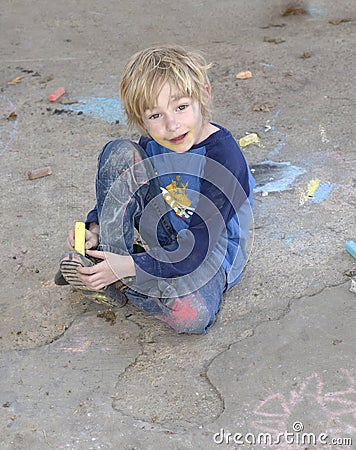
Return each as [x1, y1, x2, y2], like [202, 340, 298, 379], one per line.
[55, 45, 255, 334]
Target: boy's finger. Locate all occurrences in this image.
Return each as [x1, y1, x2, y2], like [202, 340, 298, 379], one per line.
[77, 265, 97, 275]
[86, 250, 105, 260]
[85, 239, 95, 249]
[67, 229, 75, 250]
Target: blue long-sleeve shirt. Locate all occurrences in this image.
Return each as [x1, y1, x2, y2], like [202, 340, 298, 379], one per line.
[86, 124, 254, 289]
[131, 124, 255, 289]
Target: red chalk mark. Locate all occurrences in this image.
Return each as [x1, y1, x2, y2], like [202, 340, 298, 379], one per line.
[48, 87, 66, 102]
[154, 292, 210, 333]
[170, 295, 199, 321]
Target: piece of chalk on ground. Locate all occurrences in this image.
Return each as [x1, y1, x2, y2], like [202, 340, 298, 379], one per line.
[345, 240, 356, 259]
[27, 166, 52, 180]
[48, 87, 66, 102]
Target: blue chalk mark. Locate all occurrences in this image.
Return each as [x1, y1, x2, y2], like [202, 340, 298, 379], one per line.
[310, 182, 333, 203]
[65, 97, 126, 123]
[252, 160, 306, 193]
[0, 117, 18, 155]
[270, 141, 287, 155]
[267, 109, 288, 156]
[268, 109, 282, 133]
[345, 240, 356, 260]
[309, 7, 326, 16]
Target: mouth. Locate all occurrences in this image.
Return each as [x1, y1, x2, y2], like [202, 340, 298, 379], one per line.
[168, 132, 189, 145]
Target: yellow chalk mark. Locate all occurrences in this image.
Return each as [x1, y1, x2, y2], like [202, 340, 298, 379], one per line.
[42, 279, 56, 288]
[319, 124, 329, 143]
[299, 178, 321, 205]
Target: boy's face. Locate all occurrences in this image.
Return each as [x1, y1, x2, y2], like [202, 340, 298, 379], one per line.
[142, 81, 211, 153]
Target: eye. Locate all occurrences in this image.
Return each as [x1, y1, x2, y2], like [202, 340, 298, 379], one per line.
[177, 104, 188, 111]
[148, 113, 160, 120]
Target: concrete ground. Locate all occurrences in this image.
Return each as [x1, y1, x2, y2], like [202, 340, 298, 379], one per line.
[0, 0, 355, 449]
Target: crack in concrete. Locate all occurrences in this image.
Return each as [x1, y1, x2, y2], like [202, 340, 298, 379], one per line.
[203, 280, 352, 425]
[2, 281, 348, 436]
[109, 290, 296, 428]
[111, 312, 224, 428]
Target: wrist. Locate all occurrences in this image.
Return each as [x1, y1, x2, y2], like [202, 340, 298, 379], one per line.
[123, 255, 136, 278]
[105, 253, 136, 280]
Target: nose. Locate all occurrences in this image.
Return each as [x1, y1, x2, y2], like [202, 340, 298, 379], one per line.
[165, 113, 180, 132]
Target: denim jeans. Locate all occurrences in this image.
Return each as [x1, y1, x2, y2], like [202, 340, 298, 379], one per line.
[94, 139, 227, 334]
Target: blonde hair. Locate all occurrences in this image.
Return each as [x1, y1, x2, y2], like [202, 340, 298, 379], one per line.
[119, 45, 213, 134]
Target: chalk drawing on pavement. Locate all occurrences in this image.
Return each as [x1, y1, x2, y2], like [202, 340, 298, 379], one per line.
[252, 160, 306, 193]
[251, 370, 355, 450]
[299, 178, 333, 205]
[65, 96, 126, 123]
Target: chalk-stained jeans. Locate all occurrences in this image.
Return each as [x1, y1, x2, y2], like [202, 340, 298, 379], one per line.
[93, 139, 226, 334]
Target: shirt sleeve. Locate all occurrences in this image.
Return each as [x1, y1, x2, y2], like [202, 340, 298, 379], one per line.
[85, 206, 99, 227]
[132, 137, 251, 284]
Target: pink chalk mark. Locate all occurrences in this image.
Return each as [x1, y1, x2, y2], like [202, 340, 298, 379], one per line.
[254, 393, 291, 418]
[56, 340, 91, 353]
[251, 370, 356, 448]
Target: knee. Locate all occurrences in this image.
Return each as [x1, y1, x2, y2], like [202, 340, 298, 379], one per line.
[158, 293, 217, 334]
[98, 139, 148, 185]
[100, 139, 139, 163]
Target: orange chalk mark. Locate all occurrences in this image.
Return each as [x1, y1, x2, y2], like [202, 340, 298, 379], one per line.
[48, 87, 66, 102]
[236, 70, 253, 80]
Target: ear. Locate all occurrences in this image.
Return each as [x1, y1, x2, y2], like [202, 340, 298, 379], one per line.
[205, 84, 212, 99]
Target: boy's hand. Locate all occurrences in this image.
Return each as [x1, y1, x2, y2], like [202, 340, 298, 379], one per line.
[67, 228, 99, 251]
[77, 250, 136, 290]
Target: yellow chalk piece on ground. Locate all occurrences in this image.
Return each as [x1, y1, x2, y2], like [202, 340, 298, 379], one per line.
[74, 221, 86, 256]
[299, 178, 321, 205]
[239, 133, 260, 148]
[7, 75, 24, 85]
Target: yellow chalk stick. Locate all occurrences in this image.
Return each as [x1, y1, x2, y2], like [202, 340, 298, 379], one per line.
[239, 133, 260, 148]
[74, 221, 86, 256]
